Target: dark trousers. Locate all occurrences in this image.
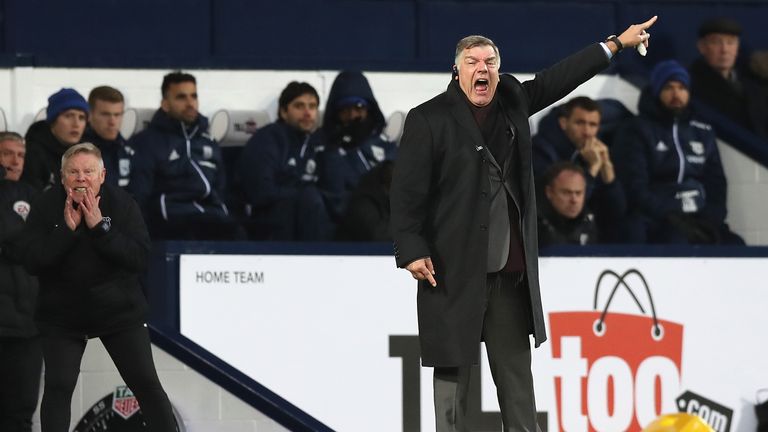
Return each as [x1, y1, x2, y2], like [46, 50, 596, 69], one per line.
[433, 272, 540, 432]
[0, 336, 42, 432]
[40, 325, 176, 432]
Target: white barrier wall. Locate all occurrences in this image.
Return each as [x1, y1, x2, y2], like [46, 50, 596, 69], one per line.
[2, 66, 765, 243]
[179, 254, 768, 432]
[0, 67, 637, 134]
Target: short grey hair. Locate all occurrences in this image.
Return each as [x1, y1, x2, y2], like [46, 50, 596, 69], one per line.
[454, 35, 501, 69]
[61, 142, 104, 171]
[0, 131, 24, 146]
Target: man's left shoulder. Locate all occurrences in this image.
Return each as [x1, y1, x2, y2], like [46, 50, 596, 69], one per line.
[500, 73, 523, 86]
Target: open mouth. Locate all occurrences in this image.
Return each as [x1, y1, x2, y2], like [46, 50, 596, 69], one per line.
[74, 187, 87, 193]
[474, 78, 489, 93]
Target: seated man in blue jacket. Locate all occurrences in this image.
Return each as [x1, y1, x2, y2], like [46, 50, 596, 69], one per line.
[614, 60, 744, 244]
[317, 71, 397, 221]
[82, 86, 134, 189]
[129, 71, 243, 240]
[237, 81, 333, 240]
[533, 96, 626, 241]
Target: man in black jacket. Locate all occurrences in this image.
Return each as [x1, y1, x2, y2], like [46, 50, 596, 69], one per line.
[0, 132, 41, 432]
[532, 96, 627, 241]
[17, 143, 176, 431]
[689, 17, 768, 140]
[538, 162, 598, 247]
[21, 88, 88, 190]
[390, 17, 656, 431]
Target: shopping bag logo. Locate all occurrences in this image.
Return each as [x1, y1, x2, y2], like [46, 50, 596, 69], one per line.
[112, 385, 141, 419]
[549, 269, 684, 432]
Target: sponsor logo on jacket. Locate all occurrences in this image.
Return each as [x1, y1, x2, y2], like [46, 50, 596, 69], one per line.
[13, 200, 30, 221]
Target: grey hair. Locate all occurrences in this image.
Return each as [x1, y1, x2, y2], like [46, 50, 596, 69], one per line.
[61, 142, 104, 171]
[454, 35, 501, 69]
[0, 131, 24, 146]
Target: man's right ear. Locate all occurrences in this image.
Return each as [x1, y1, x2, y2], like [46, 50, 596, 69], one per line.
[452, 65, 458, 80]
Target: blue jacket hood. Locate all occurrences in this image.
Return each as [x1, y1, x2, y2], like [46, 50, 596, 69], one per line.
[322, 71, 385, 135]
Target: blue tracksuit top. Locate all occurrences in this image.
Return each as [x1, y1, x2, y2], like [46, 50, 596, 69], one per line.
[128, 109, 228, 222]
[613, 88, 728, 225]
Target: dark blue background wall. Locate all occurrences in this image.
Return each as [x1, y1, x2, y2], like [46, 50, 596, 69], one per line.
[1, 0, 766, 72]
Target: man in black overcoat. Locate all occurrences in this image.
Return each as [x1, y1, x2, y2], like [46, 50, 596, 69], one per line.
[390, 17, 657, 431]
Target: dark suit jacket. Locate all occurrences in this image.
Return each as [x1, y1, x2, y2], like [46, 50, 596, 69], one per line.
[390, 43, 609, 367]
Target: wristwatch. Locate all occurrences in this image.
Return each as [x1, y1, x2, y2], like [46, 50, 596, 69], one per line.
[605, 35, 624, 52]
[93, 216, 112, 235]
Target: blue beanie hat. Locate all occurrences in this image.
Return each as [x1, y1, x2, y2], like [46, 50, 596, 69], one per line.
[650, 60, 690, 98]
[336, 96, 368, 109]
[46, 88, 89, 122]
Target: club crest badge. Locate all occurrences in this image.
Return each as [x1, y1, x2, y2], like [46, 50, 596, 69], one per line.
[13, 200, 30, 221]
[119, 159, 131, 177]
[689, 141, 705, 155]
[371, 145, 385, 162]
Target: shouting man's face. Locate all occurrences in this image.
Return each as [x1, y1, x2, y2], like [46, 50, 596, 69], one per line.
[456, 44, 500, 107]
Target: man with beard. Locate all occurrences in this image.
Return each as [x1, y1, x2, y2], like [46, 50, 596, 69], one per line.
[21, 88, 88, 190]
[614, 60, 743, 244]
[237, 81, 333, 240]
[129, 71, 243, 240]
[318, 71, 397, 221]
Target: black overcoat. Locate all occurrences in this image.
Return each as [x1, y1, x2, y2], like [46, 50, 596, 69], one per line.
[390, 43, 610, 367]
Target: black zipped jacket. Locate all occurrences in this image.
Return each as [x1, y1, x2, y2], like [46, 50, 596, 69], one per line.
[16, 183, 149, 337]
[0, 173, 39, 337]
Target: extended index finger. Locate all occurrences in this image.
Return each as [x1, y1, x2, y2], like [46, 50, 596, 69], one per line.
[640, 15, 658, 30]
[425, 271, 437, 287]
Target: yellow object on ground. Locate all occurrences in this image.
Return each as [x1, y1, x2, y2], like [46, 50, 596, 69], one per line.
[642, 413, 715, 432]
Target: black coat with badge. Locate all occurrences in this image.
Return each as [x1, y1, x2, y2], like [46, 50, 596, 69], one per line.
[0, 175, 39, 337]
[390, 43, 609, 367]
[16, 183, 150, 337]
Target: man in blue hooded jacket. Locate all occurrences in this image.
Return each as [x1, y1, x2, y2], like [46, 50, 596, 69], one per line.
[614, 60, 743, 244]
[317, 71, 397, 221]
[129, 71, 243, 240]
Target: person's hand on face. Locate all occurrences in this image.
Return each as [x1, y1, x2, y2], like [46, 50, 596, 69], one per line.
[60, 151, 106, 229]
[64, 188, 83, 231]
[80, 187, 103, 229]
